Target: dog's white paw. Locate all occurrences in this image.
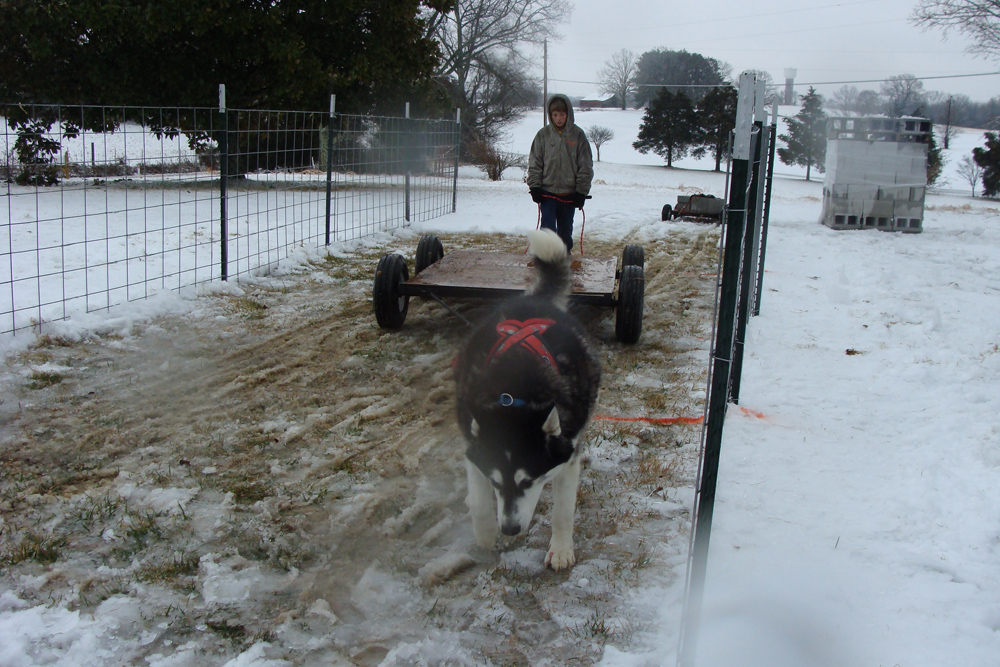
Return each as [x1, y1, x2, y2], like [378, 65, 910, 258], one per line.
[545, 543, 575, 571]
[473, 524, 498, 551]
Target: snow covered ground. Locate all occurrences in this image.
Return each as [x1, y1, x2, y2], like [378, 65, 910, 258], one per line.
[1, 107, 999, 666]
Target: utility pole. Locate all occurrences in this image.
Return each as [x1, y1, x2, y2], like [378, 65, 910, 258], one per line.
[945, 96, 952, 149]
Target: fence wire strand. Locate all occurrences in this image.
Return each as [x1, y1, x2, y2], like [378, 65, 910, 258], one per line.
[1, 102, 460, 335]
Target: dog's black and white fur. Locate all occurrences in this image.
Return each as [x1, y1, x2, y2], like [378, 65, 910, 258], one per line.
[455, 229, 601, 570]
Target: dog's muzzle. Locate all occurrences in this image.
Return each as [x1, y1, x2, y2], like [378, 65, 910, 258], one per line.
[501, 520, 523, 536]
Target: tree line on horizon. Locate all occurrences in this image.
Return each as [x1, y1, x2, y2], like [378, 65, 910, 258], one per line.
[4, 0, 1000, 195]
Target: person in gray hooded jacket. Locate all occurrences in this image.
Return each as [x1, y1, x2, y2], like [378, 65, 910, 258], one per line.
[526, 94, 594, 252]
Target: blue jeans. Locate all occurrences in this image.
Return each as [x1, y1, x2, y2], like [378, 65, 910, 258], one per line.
[539, 196, 576, 252]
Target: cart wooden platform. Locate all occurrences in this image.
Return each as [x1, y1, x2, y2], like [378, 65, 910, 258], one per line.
[373, 235, 646, 344]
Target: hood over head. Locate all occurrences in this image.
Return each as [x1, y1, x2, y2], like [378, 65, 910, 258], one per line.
[547, 94, 575, 127]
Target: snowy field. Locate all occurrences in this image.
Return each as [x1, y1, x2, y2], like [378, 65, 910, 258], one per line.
[1, 107, 999, 666]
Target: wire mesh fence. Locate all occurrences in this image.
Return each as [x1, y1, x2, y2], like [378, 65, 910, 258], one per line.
[1, 101, 460, 336]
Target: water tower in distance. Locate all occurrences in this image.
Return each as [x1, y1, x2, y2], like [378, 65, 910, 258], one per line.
[783, 68, 797, 105]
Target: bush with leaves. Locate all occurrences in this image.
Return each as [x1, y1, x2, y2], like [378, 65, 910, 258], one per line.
[12, 119, 60, 186]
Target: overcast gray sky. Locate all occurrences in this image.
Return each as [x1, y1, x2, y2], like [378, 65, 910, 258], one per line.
[538, 0, 999, 101]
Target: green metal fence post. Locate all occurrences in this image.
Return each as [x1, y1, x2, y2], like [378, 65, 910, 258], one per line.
[219, 84, 229, 282]
[452, 108, 461, 213]
[678, 71, 759, 667]
[325, 95, 336, 246]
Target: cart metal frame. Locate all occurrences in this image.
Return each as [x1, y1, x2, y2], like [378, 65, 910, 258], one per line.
[373, 235, 646, 344]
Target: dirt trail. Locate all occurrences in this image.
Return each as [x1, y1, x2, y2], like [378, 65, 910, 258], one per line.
[0, 229, 720, 666]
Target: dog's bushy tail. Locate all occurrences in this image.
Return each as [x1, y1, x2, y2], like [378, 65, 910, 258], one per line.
[526, 229, 572, 308]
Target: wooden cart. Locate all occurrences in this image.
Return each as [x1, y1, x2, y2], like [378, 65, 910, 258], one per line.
[373, 235, 645, 344]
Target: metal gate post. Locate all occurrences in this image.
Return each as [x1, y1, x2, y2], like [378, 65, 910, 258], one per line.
[324, 95, 336, 246]
[678, 71, 758, 667]
[452, 108, 461, 213]
[404, 102, 411, 223]
[754, 102, 779, 316]
[218, 84, 229, 282]
[747, 96, 772, 316]
[731, 82, 769, 405]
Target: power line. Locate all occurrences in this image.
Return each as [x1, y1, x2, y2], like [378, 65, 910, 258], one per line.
[797, 71, 1000, 87]
[551, 70, 1000, 91]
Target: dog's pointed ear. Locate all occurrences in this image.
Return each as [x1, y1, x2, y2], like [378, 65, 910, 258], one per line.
[542, 407, 561, 437]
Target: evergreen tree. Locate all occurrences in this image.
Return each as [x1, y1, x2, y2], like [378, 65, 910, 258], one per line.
[926, 129, 944, 186]
[632, 49, 728, 107]
[0, 0, 452, 178]
[0, 0, 449, 114]
[632, 89, 699, 168]
[778, 87, 828, 181]
[693, 85, 738, 172]
[973, 132, 1000, 197]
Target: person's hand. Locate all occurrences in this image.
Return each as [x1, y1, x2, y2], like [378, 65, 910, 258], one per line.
[573, 192, 587, 209]
[530, 188, 543, 203]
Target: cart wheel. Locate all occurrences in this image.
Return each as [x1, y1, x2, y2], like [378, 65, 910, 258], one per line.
[622, 244, 644, 270]
[661, 204, 672, 221]
[615, 265, 644, 344]
[373, 253, 410, 330]
[415, 234, 444, 274]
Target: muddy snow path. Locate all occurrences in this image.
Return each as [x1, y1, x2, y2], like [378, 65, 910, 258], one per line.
[0, 226, 719, 666]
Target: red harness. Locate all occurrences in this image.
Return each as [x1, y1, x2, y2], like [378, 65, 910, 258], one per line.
[485, 318, 558, 371]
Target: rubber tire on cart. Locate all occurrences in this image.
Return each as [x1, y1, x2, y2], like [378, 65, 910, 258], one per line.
[373, 253, 410, 330]
[621, 244, 644, 270]
[661, 204, 672, 221]
[415, 234, 444, 274]
[615, 265, 645, 344]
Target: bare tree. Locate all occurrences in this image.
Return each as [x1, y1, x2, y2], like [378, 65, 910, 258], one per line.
[425, 0, 570, 143]
[743, 70, 781, 106]
[912, 0, 1000, 59]
[587, 125, 614, 161]
[855, 89, 883, 115]
[957, 154, 984, 196]
[881, 74, 926, 117]
[598, 49, 639, 110]
[468, 138, 527, 181]
[831, 85, 861, 114]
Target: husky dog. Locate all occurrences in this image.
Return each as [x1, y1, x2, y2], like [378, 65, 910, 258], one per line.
[455, 229, 601, 571]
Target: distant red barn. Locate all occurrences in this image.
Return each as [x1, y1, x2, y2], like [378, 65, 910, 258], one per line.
[578, 94, 620, 109]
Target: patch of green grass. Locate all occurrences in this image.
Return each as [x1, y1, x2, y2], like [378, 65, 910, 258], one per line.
[137, 552, 201, 585]
[0, 531, 64, 565]
[28, 370, 63, 389]
[323, 255, 365, 281]
[74, 492, 128, 529]
[207, 620, 249, 643]
[122, 508, 163, 543]
[110, 508, 166, 559]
